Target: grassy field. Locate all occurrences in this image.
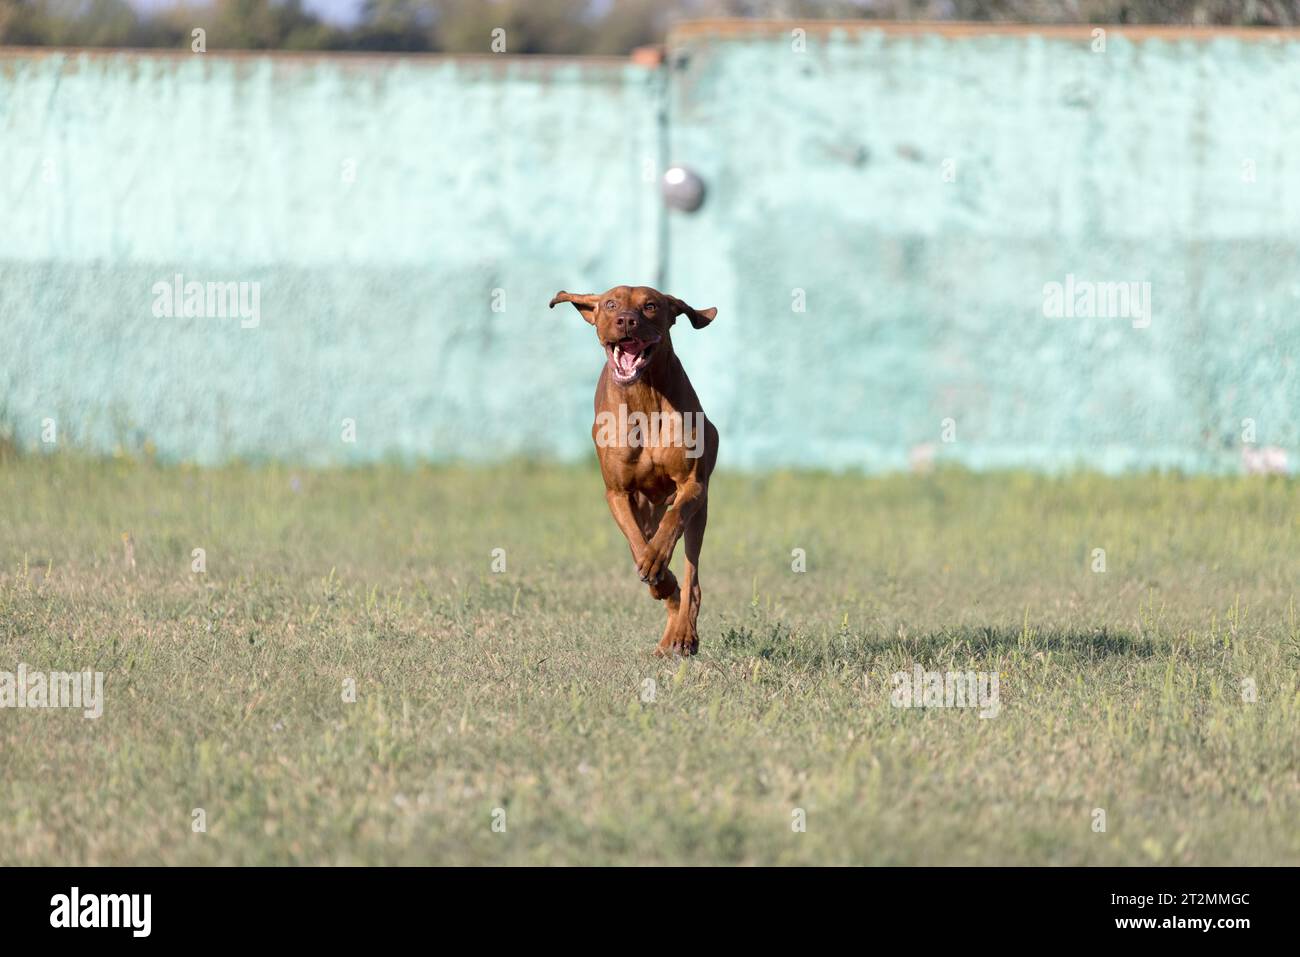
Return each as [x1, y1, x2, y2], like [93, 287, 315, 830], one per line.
[0, 454, 1297, 865]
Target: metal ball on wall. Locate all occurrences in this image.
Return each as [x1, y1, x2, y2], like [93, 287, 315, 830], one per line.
[662, 165, 706, 212]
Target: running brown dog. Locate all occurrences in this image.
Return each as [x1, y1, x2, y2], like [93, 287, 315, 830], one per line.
[549, 285, 719, 656]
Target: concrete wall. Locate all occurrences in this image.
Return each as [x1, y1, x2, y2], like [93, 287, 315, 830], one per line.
[666, 22, 1300, 472]
[3, 25, 1298, 472]
[2, 50, 661, 463]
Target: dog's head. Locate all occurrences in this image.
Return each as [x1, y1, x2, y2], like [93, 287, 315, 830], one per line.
[549, 285, 716, 386]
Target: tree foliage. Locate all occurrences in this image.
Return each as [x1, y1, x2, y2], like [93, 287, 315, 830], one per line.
[3, 0, 1299, 53]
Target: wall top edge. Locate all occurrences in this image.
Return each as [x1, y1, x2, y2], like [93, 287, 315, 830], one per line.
[5, 18, 1295, 68]
[0, 45, 642, 69]
[668, 18, 1300, 43]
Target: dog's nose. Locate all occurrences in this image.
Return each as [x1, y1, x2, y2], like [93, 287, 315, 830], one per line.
[614, 311, 638, 333]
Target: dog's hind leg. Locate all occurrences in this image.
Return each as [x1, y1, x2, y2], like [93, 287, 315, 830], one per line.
[649, 572, 681, 636]
[628, 494, 682, 640]
[656, 498, 705, 657]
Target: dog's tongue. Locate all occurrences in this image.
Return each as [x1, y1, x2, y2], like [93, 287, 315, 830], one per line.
[615, 345, 640, 376]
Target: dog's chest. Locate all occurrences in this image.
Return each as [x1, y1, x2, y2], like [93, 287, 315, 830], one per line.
[592, 403, 698, 497]
[614, 449, 679, 501]
[593, 403, 699, 456]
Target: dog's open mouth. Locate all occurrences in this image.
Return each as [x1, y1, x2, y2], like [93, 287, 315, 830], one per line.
[605, 335, 659, 384]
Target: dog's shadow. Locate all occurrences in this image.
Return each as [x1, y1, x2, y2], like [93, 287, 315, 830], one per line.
[718, 622, 1155, 667]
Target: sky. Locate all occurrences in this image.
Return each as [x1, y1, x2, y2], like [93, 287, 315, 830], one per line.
[130, 0, 369, 27]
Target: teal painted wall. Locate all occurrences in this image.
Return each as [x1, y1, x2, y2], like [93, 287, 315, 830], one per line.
[2, 50, 662, 463]
[3, 30, 1298, 472]
[667, 26, 1300, 473]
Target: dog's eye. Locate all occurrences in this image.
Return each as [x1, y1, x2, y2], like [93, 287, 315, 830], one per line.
[643, 303, 656, 314]
[605, 300, 617, 310]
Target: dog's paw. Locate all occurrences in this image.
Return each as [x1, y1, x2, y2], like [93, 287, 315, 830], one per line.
[654, 631, 699, 658]
[635, 543, 672, 584]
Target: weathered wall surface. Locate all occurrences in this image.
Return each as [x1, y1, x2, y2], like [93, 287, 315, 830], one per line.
[667, 23, 1300, 472]
[3, 27, 1298, 471]
[2, 50, 661, 463]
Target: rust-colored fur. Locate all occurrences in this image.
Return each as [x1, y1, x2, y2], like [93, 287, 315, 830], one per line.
[549, 285, 718, 655]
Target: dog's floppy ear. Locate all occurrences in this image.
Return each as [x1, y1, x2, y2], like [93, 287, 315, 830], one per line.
[549, 291, 600, 325]
[667, 295, 717, 330]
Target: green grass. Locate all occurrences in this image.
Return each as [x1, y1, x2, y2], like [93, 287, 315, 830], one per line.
[1, 454, 1297, 865]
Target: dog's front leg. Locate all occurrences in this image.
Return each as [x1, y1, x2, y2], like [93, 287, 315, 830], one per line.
[605, 489, 654, 572]
[636, 479, 704, 585]
[605, 489, 678, 594]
